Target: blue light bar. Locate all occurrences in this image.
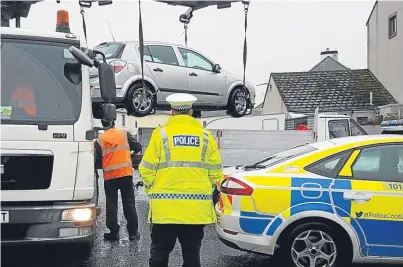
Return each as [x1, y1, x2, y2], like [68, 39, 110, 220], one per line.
[381, 119, 403, 127]
[381, 120, 390, 127]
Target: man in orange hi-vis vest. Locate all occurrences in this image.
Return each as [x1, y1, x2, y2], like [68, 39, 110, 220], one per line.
[95, 119, 142, 241]
[10, 87, 37, 116]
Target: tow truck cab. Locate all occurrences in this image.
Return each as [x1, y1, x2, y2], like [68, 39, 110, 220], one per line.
[381, 119, 403, 135]
[0, 12, 111, 249]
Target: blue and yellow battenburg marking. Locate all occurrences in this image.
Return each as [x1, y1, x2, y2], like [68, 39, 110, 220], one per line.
[172, 135, 200, 147]
[226, 175, 403, 258]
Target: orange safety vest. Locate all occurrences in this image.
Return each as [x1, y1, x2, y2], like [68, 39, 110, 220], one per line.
[97, 128, 133, 180]
[10, 88, 37, 116]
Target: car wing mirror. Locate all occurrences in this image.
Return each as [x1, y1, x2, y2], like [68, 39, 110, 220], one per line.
[213, 64, 221, 73]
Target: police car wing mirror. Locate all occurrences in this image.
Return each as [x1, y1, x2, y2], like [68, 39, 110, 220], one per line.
[98, 62, 117, 101]
[68, 46, 94, 67]
[101, 103, 117, 122]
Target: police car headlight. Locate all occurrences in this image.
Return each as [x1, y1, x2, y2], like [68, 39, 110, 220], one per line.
[61, 208, 94, 222]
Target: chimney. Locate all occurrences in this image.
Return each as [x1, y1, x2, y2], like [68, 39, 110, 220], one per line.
[320, 48, 338, 61]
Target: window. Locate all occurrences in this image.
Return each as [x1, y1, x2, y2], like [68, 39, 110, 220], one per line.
[147, 45, 179, 65]
[305, 151, 351, 178]
[248, 145, 318, 168]
[357, 117, 368, 125]
[328, 119, 350, 139]
[178, 48, 213, 71]
[351, 144, 403, 182]
[1, 38, 82, 125]
[350, 119, 367, 136]
[93, 43, 124, 59]
[143, 46, 153, 62]
[389, 12, 397, 39]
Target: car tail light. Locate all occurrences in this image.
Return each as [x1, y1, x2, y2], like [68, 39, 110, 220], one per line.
[220, 177, 253, 196]
[110, 60, 126, 73]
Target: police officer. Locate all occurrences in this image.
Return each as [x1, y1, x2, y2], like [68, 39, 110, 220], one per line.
[95, 119, 142, 241]
[139, 93, 224, 267]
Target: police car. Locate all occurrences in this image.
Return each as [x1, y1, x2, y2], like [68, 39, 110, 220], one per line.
[381, 119, 403, 135]
[216, 135, 403, 267]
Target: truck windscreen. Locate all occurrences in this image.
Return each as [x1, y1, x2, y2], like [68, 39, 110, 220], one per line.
[1, 39, 82, 125]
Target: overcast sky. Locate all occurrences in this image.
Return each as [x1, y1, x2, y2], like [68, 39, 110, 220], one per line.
[16, 0, 375, 104]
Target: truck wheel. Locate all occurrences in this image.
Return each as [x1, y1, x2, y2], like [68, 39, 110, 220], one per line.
[278, 222, 351, 267]
[227, 87, 249, 118]
[125, 83, 154, 117]
[192, 110, 202, 118]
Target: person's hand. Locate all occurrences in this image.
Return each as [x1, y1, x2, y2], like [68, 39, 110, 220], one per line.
[130, 150, 136, 155]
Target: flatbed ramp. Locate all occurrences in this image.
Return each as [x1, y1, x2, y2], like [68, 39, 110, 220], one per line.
[137, 128, 313, 166]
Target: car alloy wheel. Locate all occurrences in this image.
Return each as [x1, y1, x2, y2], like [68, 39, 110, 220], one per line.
[132, 87, 153, 112]
[291, 230, 337, 267]
[233, 90, 248, 114]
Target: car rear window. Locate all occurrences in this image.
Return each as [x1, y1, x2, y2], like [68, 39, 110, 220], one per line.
[93, 43, 124, 59]
[255, 145, 318, 168]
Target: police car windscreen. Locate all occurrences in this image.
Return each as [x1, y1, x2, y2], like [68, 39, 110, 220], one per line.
[1, 39, 82, 125]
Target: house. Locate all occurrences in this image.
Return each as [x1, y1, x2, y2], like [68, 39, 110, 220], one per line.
[367, 0, 403, 104]
[262, 49, 398, 122]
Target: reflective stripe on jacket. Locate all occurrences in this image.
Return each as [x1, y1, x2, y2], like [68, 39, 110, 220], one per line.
[139, 115, 224, 224]
[97, 128, 133, 180]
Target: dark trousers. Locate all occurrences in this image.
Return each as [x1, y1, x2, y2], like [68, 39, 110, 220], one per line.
[104, 176, 139, 234]
[149, 224, 205, 267]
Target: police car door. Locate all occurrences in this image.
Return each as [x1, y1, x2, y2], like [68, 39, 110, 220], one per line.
[331, 143, 403, 258]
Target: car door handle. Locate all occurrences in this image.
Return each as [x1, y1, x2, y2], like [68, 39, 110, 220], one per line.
[189, 72, 198, 77]
[153, 68, 163, 72]
[343, 192, 372, 202]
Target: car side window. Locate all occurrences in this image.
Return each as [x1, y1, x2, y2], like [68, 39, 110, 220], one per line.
[351, 144, 403, 182]
[328, 119, 350, 139]
[305, 151, 351, 178]
[147, 45, 179, 66]
[177, 48, 213, 71]
[143, 46, 153, 62]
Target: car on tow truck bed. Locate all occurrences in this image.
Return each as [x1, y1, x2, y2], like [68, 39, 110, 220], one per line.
[216, 135, 403, 267]
[89, 41, 256, 118]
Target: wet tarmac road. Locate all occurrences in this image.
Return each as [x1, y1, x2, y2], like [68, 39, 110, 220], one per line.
[0, 173, 392, 267]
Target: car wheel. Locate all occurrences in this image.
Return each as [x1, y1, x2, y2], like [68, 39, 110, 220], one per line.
[279, 222, 351, 267]
[125, 83, 154, 117]
[227, 87, 249, 118]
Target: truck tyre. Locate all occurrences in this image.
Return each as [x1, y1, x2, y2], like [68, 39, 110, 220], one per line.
[192, 110, 202, 118]
[227, 87, 249, 118]
[278, 222, 352, 267]
[125, 82, 154, 117]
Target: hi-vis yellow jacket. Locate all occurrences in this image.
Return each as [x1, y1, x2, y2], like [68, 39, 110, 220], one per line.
[139, 115, 224, 224]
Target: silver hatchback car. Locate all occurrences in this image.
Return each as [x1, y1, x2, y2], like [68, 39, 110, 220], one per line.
[90, 41, 256, 118]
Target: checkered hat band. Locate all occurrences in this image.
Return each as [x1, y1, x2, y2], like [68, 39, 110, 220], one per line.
[171, 104, 192, 110]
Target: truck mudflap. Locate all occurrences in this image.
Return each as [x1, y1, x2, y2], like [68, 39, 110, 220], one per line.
[1, 201, 97, 245]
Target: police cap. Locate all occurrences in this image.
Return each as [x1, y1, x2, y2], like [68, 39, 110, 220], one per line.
[166, 93, 197, 111]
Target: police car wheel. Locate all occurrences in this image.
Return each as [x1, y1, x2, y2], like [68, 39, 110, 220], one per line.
[227, 87, 249, 118]
[125, 83, 154, 117]
[279, 222, 352, 267]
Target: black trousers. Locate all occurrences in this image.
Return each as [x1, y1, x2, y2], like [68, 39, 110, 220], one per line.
[104, 176, 139, 234]
[149, 224, 205, 267]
